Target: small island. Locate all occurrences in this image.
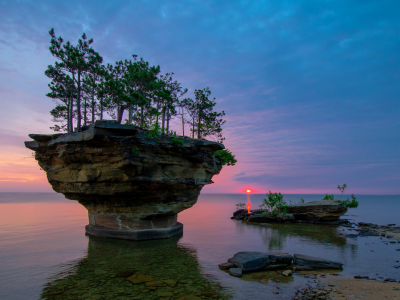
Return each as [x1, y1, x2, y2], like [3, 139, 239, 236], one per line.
[25, 29, 236, 241]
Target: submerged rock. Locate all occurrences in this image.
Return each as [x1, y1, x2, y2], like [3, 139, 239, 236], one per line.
[228, 268, 243, 277]
[25, 120, 224, 240]
[288, 200, 348, 222]
[294, 254, 343, 269]
[218, 262, 235, 270]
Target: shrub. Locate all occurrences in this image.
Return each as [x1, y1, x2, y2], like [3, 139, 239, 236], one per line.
[322, 194, 335, 200]
[132, 147, 139, 155]
[172, 137, 184, 147]
[260, 191, 288, 216]
[214, 149, 237, 166]
[235, 203, 246, 210]
[338, 194, 359, 209]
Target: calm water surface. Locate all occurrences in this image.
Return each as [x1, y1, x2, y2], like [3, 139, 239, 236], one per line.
[0, 193, 399, 300]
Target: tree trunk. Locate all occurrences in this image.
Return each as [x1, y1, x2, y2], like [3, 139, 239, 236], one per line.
[117, 105, 125, 124]
[140, 105, 144, 128]
[128, 105, 132, 124]
[70, 73, 75, 132]
[91, 86, 95, 124]
[166, 107, 170, 133]
[100, 97, 103, 120]
[84, 96, 87, 126]
[77, 71, 82, 131]
[67, 96, 70, 134]
[161, 106, 165, 134]
[181, 107, 184, 136]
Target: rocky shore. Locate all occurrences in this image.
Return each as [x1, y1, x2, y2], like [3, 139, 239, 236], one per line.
[232, 199, 349, 224]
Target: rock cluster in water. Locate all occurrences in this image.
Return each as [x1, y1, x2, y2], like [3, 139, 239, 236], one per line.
[219, 252, 343, 277]
[25, 120, 224, 240]
[232, 200, 349, 224]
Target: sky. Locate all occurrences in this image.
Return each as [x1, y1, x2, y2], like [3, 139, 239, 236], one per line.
[0, 0, 399, 194]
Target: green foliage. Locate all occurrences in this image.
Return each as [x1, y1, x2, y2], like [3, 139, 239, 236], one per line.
[260, 191, 288, 216]
[131, 147, 139, 155]
[337, 183, 347, 200]
[214, 149, 237, 166]
[300, 198, 305, 203]
[145, 122, 160, 140]
[338, 194, 359, 209]
[323, 194, 335, 200]
[235, 203, 246, 210]
[171, 136, 184, 147]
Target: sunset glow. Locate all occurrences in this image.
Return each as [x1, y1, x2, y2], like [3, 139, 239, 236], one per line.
[246, 189, 251, 193]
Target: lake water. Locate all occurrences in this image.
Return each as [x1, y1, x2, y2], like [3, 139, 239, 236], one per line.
[0, 193, 399, 300]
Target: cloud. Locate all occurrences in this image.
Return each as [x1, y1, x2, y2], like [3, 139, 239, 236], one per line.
[0, 0, 399, 193]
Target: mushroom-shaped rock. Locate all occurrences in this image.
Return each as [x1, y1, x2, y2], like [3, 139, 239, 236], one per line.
[25, 120, 225, 240]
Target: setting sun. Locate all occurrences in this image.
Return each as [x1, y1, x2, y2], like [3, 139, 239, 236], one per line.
[246, 189, 251, 193]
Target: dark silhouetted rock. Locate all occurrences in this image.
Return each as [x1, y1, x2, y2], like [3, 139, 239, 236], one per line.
[228, 252, 270, 272]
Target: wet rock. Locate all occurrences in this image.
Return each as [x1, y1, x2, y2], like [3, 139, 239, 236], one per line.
[127, 274, 154, 284]
[145, 281, 164, 287]
[287, 200, 348, 222]
[228, 252, 270, 271]
[232, 209, 247, 220]
[163, 279, 177, 287]
[218, 262, 235, 270]
[294, 254, 343, 269]
[266, 252, 293, 265]
[229, 268, 243, 277]
[116, 270, 135, 277]
[273, 290, 279, 294]
[177, 296, 201, 300]
[281, 270, 292, 277]
[158, 291, 173, 297]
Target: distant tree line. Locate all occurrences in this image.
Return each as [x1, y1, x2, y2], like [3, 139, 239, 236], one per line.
[45, 28, 226, 143]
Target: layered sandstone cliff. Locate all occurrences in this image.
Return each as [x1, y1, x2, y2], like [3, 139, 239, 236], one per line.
[25, 120, 224, 239]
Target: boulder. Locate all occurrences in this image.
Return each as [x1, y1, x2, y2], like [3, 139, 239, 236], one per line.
[228, 252, 270, 272]
[294, 254, 343, 269]
[232, 209, 247, 220]
[287, 200, 348, 222]
[25, 120, 224, 240]
[228, 268, 242, 277]
[281, 270, 292, 277]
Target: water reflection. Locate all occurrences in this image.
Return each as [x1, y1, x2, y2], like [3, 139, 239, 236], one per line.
[41, 234, 231, 300]
[236, 221, 356, 252]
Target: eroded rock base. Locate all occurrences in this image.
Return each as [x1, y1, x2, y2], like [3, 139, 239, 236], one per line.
[85, 222, 183, 240]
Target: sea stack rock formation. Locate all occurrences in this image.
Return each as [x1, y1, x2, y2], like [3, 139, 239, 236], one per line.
[25, 120, 224, 240]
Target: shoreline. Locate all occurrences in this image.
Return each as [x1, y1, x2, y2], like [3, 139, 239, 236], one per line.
[293, 272, 400, 299]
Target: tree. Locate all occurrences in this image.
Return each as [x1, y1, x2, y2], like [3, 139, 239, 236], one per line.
[47, 28, 102, 132]
[184, 87, 225, 141]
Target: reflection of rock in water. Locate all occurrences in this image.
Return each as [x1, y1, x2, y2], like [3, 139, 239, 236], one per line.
[236, 221, 354, 251]
[41, 235, 231, 300]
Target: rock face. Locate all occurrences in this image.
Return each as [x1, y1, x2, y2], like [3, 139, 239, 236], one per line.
[287, 200, 348, 222]
[25, 120, 224, 240]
